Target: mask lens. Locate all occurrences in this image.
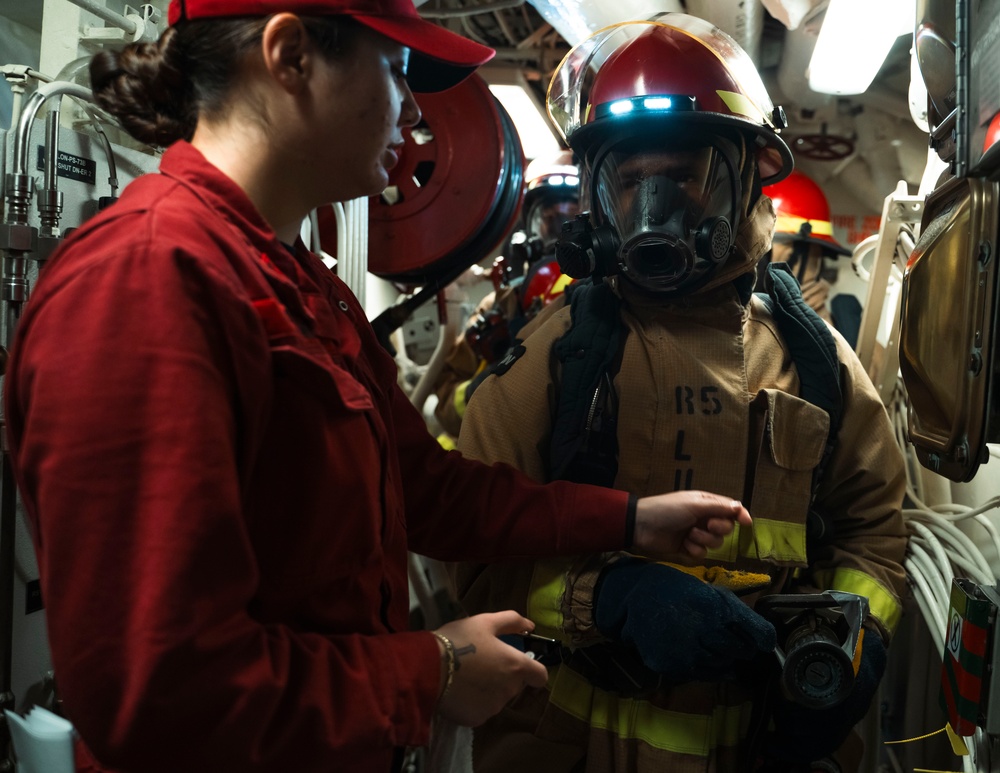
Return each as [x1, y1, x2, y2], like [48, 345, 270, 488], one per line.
[528, 198, 581, 246]
[597, 145, 716, 233]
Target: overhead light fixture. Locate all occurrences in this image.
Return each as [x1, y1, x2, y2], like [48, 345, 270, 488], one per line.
[808, 0, 915, 95]
[488, 83, 562, 161]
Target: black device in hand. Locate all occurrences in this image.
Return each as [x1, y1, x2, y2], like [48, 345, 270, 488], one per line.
[505, 632, 563, 666]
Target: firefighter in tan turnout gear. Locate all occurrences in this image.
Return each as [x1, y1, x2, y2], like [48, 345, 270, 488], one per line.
[453, 15, 907, 773]
[432, 151, 580, 442]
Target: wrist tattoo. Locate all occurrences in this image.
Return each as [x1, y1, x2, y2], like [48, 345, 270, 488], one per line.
[453, 643, 476, 670]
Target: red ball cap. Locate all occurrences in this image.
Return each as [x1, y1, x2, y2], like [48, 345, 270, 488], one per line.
[167, 0, 495, 92]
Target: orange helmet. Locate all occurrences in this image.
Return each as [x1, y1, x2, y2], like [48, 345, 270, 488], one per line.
[764, 170, 850, 257]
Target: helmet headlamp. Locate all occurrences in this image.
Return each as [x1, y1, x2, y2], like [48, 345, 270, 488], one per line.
[596, 95, 698, 121]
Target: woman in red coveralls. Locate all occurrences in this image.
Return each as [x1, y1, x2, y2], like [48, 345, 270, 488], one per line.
[2, 1, 760, 770]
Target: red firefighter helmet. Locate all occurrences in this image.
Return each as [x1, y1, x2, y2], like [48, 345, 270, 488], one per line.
[547, 15, 793, 184]
[546, 16, 794, 295]
[764, 170, 850, 256]
[524, 149, 579, 198]
[520, 259, 571, 313]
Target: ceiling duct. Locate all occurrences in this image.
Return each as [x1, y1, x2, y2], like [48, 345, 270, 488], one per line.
[685, 0, 765, 63]
[761, 0, 822, 28]
[776, 23, 832, 111]
[527, 0, 683, 48]
[529, 0, 764, 63]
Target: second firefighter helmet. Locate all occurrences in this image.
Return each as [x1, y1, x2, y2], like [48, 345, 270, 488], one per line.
[522, 149, 582, 246]
[549, 15, 793, 296]
[764, 170, 850, 257]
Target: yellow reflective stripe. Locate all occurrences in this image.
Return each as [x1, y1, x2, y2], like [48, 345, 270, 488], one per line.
[527, 560, 569, 637]
[705, 519, 807, 565]
[813, 567, 903, 635]
[436, 433, 456, 451]
[775, 213, 834, 237]
[551, 274, 573, 296]
[549, 665, 751, 753]
[716, 90, 764, 123]
[453, 378, 472, 418]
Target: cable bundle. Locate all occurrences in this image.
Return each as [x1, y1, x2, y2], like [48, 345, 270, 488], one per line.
[889, 380, 1000, 771]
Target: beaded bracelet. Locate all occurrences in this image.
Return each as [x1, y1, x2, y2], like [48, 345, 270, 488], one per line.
[430, 631, 456, 699]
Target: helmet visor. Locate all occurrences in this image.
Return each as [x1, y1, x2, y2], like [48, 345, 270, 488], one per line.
[527, 197, 581, 246]
[547, 16, 778, 144]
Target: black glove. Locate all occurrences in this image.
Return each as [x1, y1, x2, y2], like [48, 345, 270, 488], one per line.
[593, 557, 777, 683]
[763, 628, 887, 764]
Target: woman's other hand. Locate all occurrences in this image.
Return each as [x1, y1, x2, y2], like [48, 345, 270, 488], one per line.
[433, 611, 548, 726]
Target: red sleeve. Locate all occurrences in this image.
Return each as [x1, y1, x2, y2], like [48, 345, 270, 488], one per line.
[4, 222, 440, 772]
[305, 252, 631, 563]
[389, 381, 630, 561]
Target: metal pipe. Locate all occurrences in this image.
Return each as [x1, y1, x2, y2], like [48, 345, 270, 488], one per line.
[11, 82, 92, 183]
[85, 108, 119, 198]
[64, 0, 138, 35]
[43, 108, 60, 193]
[38, 107, 65, 237]
[421, 0, 524, 18]
[5, 69, 117, 202]
[528, 0, 683, 47]
[2, 65, 51, 133]
[493, 8, 520, 47]
[7, 82, 92, 226]
[2, 259, 27, 340]
[43, 63, 120, 197]
[54, 56, 92, 86]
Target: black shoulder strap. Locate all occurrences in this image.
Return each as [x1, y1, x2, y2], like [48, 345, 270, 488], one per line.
[759, 262, 844, 492]
[763, 263, 843, 434]
[550, 280, 622, 484]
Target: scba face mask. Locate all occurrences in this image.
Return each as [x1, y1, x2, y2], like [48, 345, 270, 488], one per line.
[594, 138, 742, 295]
[527, 196, 581, 249]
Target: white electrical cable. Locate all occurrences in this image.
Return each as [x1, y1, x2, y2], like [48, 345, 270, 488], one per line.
[904, 555, 948, 638]
[907, 512, 993, 584]
[931, 497, 1000, 522]
[329, 199, 369, 308]
[348, 197, 369, 309]
[307, 208, 336, 269]
[912, 554, 949, 616]
[908, 521, 958, 591]
[358, 197, 369, 308]
[907, 540, 952, 611]
[908, 529, 990, 586]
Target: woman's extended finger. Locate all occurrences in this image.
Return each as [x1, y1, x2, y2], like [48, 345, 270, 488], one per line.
[489, 610, 536, 636]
